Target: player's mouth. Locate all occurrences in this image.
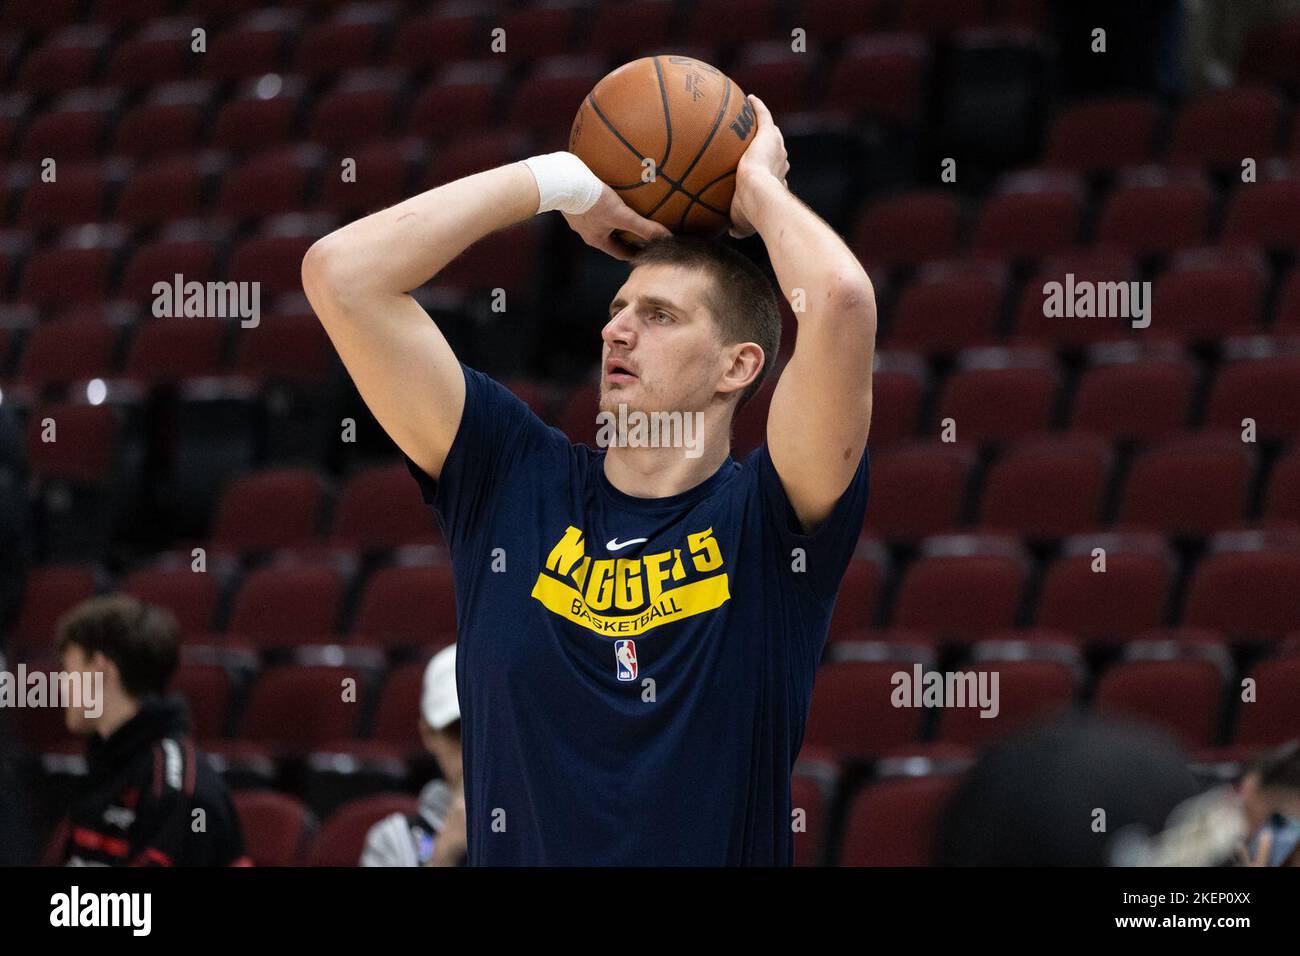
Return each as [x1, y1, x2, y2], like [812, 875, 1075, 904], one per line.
[604, 357, 639, 385]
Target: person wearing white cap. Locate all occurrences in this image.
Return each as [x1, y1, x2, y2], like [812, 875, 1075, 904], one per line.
[361, 644, 466, 867]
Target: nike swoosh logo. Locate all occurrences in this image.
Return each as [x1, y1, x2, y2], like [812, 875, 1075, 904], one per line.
[606, 537, 648, 552]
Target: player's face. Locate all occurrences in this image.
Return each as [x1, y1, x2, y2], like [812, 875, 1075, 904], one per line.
[600, 263, 725, 415]
[60, 643, 96, 735]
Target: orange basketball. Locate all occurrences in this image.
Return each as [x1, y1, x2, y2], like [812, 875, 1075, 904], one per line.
[569, 55, 757, 240]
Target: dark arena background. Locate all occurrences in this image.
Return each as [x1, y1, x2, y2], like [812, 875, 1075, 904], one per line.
[0, 0, 1298, 898]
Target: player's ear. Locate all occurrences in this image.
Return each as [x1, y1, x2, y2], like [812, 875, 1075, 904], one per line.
[719, 342, 764, 396]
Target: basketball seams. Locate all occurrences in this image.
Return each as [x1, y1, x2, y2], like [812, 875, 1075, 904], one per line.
[587, 90, 730, 220]
[578, 55, 742, 231]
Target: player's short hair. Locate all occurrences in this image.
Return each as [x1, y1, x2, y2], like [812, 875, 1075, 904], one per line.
[630, 235, 781, 410]
[56, 594, 180, 700]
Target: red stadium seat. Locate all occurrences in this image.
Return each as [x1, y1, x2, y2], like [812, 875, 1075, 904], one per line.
[936, 348, 1059, 444]
[588, 0, 675, 57]
[307, 793, 419, 866]
[315, 138, 417, 216]
[1183, 536, 1300, 639]
[863, 441, 974, 541]
[791, 771, 829, 866]
[408, 60, 509, 138]
[888, 264, 1005, 352]
[236, 664, 364, 752]
[1222, 176, 1300, 251]
[18, 27, 112, 94]
[1264, 445, 1300, 526]
[825, 34, 930, 124]
[114, 155, 211, 226]
[1070, 350, 1196, 441]
[368, 660, 429, 752]
[1149, 250, 1266, 342]
[15, 317, 119, 390]
[18, 230, 127, 308]
[10, 565, 99, 663]
[1043, 95, 1159, 172]
[1011, 251, 1140, 346]
[977, 434, 1112, 538]
[1167, 86, 1284, 170]
[1095, 659, 1223, 749]
[865, 351, 927, 448]
[729, 43, 815, 116]
[804, 659, 927, 760]
[1095, 172, 1212, 256]
[501, 3, 582, 60]
[217, 146, 323, 220]
[119, 234, 220, 296]
[123, 564, 222, 636]
[106, 21, 197, 89]
[391, 9, 476, 70]
[123, 319, 227, 386]
[112, 81, 212, 159]
[232, 790, 316, 867]
[838, 774, 961, 866]
[935, 660, 1076, 746]
[307, 70, 401, 149]
[828, 544, 888, 635]
[801, 0, 887, 37]
[211, 468, 328, 555]
[1036, 534, 1175, 640]
[507, 56, 606, 138]
[172, 663, 233, 742]
[897, 0, 987, 32]
[227, 566, 345, 648]
[971, 175, 1083, 259]
[201, 10, 303, 82]
[892, 535, 1029, 639]
[210, 76, 308, 157]
[1205, 343, 1300, 441]
[852, 190, 961, 269]
[1234, 656, 1300, 746]
[17, 161, 109, 230]
[331, 462, 441, 553]
[20, 89, 121, 161]
[682, 0, 780, 49]
[1117, 433, 1254, 537]
[292, 7, 390, 76]
[26, 403, 119, 484]
[351, 565, 458, 648]
[230, 312, 335, 386]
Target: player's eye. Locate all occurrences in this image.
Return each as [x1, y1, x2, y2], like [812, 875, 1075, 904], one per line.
[653, 310, 673, 325]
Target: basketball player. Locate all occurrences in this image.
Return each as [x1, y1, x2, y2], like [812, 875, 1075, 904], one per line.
[302, 95, 876, 864]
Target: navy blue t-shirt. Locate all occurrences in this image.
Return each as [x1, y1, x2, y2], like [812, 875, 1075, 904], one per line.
[403, 364, 870, 865]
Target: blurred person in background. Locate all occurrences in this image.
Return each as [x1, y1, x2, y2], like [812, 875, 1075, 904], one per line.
[1237, 740, 1300, 867]
[54, 594, 247, 866]
[361, 644, 466, 867]
[939, 716, 1207, 866]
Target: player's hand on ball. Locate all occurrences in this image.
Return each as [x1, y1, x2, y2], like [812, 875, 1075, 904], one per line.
[729, 95, 790, 239]
[563, 182, 672, 261]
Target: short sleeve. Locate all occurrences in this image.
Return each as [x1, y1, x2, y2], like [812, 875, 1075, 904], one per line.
[401, 363, 558, 552]
[754, 442, 871, 601]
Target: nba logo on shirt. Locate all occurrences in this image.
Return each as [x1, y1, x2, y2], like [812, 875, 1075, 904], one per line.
[615, 640, 638, 681]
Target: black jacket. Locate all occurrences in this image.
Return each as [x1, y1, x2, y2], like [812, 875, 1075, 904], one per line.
[62, 696, 247, 867]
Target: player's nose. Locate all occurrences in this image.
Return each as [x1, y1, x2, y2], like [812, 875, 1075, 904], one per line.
[601, 307, 636, 349]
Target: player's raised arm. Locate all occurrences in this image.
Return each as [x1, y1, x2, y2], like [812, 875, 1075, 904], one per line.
[301, 155, 668, 480]
[730, 95, 878, 533]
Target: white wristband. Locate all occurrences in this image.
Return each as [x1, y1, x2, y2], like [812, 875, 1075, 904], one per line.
[522, 151, 604, 215]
